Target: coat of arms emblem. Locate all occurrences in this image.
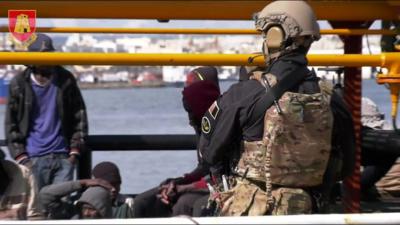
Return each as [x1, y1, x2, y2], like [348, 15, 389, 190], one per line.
[8, 10, 37, 48]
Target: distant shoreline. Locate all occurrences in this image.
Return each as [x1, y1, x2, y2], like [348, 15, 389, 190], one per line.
[78, 76, 378, 90]
[78, 81, 165, 89]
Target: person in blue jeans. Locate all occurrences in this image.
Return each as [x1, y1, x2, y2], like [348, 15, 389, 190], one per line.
[5, 33, 88, 190]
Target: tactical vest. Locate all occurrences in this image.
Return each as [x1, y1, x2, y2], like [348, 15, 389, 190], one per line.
[235, 73, 334, 189]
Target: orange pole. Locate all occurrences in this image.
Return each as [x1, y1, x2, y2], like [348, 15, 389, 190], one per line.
[0, 52, 398, 66]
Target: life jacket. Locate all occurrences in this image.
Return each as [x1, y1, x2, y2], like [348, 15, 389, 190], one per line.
[235, 72, 334, 190]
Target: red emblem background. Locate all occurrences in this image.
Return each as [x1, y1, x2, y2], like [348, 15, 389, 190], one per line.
[8, 10, 36, 42]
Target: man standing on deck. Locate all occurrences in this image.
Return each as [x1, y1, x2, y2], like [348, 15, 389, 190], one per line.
[199, 1, 356, 215]
[5, 33, 88, 190]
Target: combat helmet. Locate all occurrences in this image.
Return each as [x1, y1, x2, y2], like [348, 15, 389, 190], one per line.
[254, 1, 320, 63]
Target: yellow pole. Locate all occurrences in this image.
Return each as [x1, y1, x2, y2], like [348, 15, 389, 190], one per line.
[3, 27, 259, 35]
[0, 52, 398, 66]
[320, 29, 397, 36]
[0, 27, 396, 36]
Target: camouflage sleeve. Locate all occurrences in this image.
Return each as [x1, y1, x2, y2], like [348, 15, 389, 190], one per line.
[199, 97, 240, 166]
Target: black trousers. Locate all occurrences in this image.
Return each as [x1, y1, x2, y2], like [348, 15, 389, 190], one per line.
[361, 127, 400, 191]
[133, 186, 209, 218]
[192, 194, 209, 217]
[172, 191, 208, 216]
[133, 187, 171, 218]
[361, 150, 398, 191]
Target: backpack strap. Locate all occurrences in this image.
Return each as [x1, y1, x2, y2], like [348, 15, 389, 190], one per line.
[248, 66, 310, 126]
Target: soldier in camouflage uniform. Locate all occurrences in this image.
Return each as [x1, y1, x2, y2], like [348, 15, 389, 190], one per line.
[199, 1, 355, 216]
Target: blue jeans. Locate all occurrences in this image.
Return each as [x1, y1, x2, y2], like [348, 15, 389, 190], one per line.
[31, 153, 74, 190]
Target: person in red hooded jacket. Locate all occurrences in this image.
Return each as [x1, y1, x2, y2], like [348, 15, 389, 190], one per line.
[133, 67, 220, 217]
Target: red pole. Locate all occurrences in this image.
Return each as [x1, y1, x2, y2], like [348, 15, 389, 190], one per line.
[330, 21, 366, 213]
[342, 34, 362, 213]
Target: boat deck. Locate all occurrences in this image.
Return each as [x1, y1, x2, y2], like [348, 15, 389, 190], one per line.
[331, 197, 400, 213]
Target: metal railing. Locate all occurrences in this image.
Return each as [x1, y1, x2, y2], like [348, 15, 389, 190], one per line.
[0, 135, 197, 179]
[0, 52, 400, 67]
[1, 129, 399, 180]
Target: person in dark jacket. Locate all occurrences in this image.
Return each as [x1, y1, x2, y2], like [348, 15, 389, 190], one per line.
[5, 33, 88, 190]
[39, 179, 114, 219]
[133, 66, 220, 217]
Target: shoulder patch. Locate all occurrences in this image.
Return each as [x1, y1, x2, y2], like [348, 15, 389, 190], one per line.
[208, 101, 220, 120]
[201, 116, 211, 134]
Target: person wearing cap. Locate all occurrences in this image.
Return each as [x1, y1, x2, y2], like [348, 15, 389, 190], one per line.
[92, 161, 134, 218]
[133, 66, 220, 217]
[39, 178, 114, 219]
[183, 66, 221, 136]
[0, 148, 43, 220]
[5, 33, 88, 190]
[185, 67, 220, 93]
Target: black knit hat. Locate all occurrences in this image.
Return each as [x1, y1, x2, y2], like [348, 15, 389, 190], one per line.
[185, 66, 220, 90]
[92, 161, 122, 185]
[27, 33, 55, 52]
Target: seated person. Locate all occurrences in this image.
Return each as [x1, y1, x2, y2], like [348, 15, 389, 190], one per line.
[134, 66, 220, 217]
[92, 161, 134, 218]
[39, 178, 114, 219]
[361, 97, 398, 200]
[376, 160, 400, 198]
[0, 148, 42, 220]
